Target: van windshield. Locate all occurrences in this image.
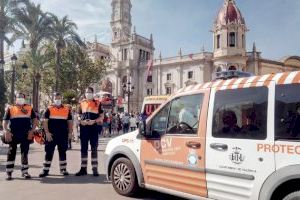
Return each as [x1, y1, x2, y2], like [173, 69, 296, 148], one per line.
[275, 83, 300, 140]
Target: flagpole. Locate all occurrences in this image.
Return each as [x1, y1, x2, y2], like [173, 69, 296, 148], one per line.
[157, 63, 159, 95]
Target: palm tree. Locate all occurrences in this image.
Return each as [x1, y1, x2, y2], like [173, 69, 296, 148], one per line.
[0, 0, 21, 118]
[51, 15, 84, 92]
[13, 1, 53, 111]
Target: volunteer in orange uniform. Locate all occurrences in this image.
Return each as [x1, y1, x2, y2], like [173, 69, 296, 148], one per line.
[76, 87, 103, 176]
[2, 93, 37, 181]
[39, 93, 73, 177]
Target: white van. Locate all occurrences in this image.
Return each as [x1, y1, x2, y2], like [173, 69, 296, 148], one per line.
[105, 71, 300, 200]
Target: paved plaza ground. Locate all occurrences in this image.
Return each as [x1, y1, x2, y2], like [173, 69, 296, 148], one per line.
[0, 137, 182, 200]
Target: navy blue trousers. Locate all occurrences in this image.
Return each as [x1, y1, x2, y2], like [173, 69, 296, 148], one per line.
[80, 125, 99, 169]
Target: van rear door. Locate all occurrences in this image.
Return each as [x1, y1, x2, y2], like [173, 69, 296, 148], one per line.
[274, 83, 300, 169]
[205, 81, 275, 200]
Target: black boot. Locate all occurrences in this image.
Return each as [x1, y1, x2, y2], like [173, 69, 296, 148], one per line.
[6, 172, 12, 181]
[39, 170, 49, 178]
[60, 169, 69, 176]
[92, 168, 99, 177]
[22, 172, 31, 179]
[75, 168, 87, 176]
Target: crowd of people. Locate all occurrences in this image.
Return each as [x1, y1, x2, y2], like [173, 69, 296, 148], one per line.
[72, 111, 147, 140]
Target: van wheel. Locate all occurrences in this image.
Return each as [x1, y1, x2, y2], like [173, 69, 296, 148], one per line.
[111, 157, 138, 196]
[283, 191, 300, 200]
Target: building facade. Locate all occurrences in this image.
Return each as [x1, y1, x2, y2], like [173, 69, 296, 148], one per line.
[90, 0, 300, 112]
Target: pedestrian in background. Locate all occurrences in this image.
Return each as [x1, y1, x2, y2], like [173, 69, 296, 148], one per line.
[130, 114, 137, 131]
[117, 114, 122, 134]
[122, 113, 130, 133]
[108, 113, 112, 136]
[111, 113, 118, 135]
[136, 113, 140, 128]
[102, 112, 109, 137]
[73, 108, 80, 143]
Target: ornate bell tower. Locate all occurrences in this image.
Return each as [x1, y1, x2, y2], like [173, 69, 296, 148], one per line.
[212, 0, 248, 71]
[111, 0, 132, 44]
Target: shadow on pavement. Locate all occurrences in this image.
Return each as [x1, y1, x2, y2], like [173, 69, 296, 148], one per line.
[68, 149, 105, 152]
[131, 189, 185, 200]
[0, 164, 42, 172]
[37, 174, 111, 185]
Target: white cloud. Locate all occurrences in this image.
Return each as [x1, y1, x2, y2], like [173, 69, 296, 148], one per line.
[32, 0, 112, 44]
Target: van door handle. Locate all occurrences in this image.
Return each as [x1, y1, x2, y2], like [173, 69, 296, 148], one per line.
[186, 141, 201, 149]
[210, 143, 228, 151]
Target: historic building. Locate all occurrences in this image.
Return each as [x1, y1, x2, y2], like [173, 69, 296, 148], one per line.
[90, 0, 300, 112]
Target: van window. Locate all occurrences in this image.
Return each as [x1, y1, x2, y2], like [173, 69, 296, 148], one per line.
[275, 84, 300, 140]
[150, 103, 170, 136]
[167, 94, 204, 135]
[212, 87, 268, 140]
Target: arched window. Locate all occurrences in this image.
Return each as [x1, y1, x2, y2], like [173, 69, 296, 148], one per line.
[122, 76, 128, 98]
[216, 34, 221, 49]
[229, 32, 236, 47]
[122, 76, 127, 84]
[216, 67, 222, 72]
[229, 66, 237, 71]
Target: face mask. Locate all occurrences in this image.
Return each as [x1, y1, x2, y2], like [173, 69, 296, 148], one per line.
[16, 98, 25, 105]
[85, 93, 93, 100]
[54, 100, 62, 106]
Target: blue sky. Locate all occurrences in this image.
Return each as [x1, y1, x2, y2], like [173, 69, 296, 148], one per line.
[30, 0, 300, 60]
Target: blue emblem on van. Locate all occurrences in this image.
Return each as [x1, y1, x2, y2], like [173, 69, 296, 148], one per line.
[229, 147, 245, 165]
[188, 153, 198, 166]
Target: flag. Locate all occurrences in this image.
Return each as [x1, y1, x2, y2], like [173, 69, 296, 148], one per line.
[117, 96, 123, 107]
[146, 59, 153, 82]
[189, 54, 194, 60]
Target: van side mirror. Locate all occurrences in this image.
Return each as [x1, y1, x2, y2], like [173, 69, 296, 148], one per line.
[138, 121, 146, 136]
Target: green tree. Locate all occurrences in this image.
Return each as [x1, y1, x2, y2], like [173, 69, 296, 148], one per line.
[50, 15, 84, 92]
[0, 0, 24, 119]
[13, 1, 53, 111]
[59, 44, 108, 100]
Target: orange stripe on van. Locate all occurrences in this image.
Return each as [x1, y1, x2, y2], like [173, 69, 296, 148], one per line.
[265, 74, 275, 82]
[277, 72, 290, 85]
[215, 80, 225, 88]
[237, 78, 249, 89]
[263, 74, 276, 87]
[292, 72, 300, 84]
[250, 76, 263, 87]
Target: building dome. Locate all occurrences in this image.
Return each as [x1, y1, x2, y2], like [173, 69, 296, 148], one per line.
[215, 0, 245, 26]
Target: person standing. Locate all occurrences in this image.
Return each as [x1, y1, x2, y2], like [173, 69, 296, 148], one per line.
[76, 87, 103, 176]
[39, 93, 73, 177]
[136, 113, 140, 128]
[111, 113, 118, 135]
[72, 108, 80, 143]
[117, 114, 122, 134]
[122, 113, 130, 133]
[102, 112, 109, 137]
[108, 113, 112, 136]
[2, 93, 38, 180]
[129, 114, 137, 131]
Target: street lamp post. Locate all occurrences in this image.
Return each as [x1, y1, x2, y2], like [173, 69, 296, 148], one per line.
[122, 76, 134, 113]
[10, 54, 17, 104]
[0, 59, 5, 77]
[22, 62, 28, 77]
[0, 59, 5, 116]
